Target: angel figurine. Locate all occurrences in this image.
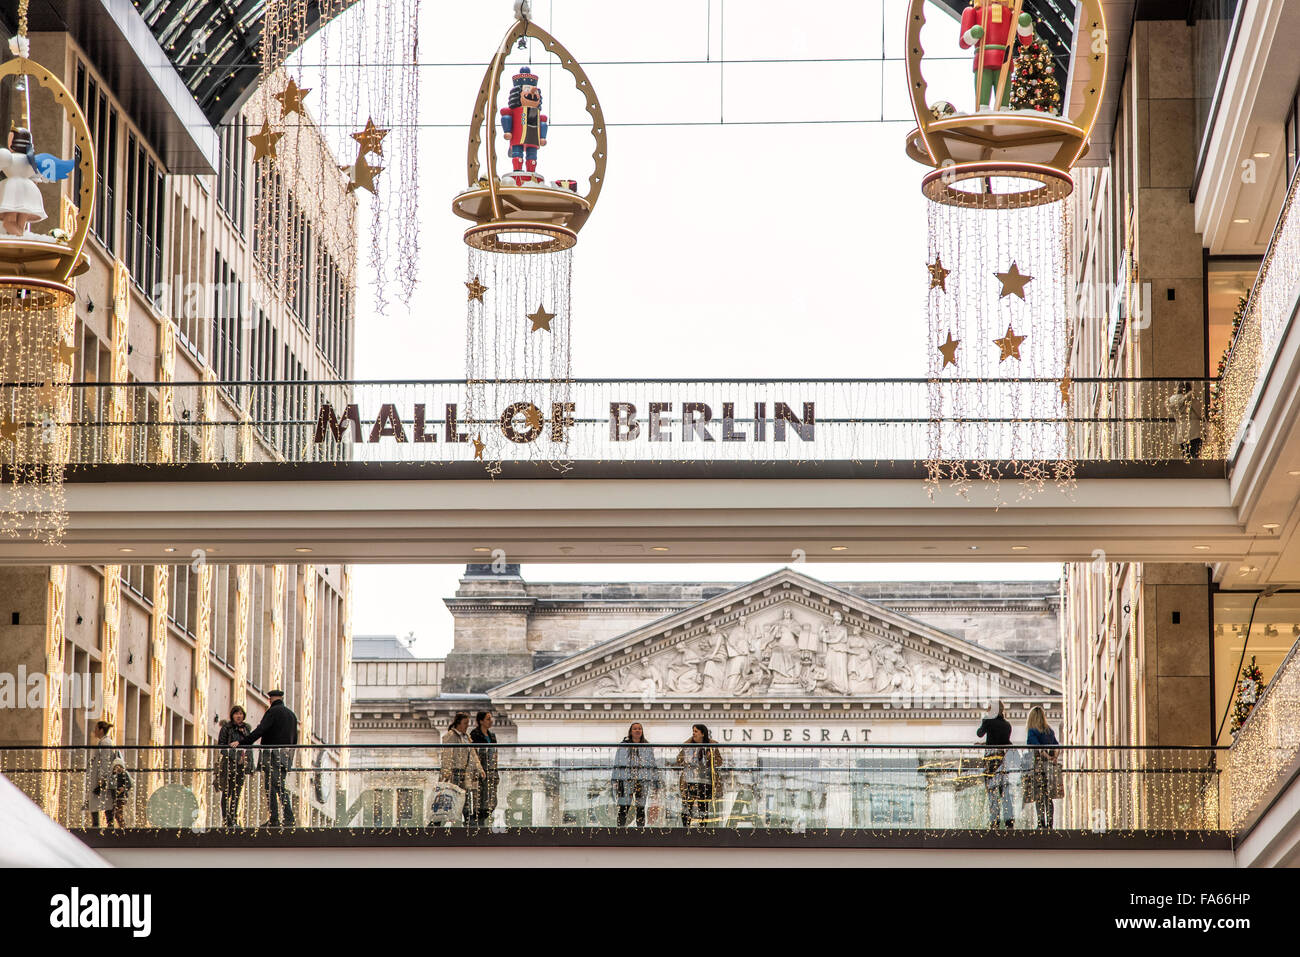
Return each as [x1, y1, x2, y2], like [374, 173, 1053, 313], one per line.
[0, 126, 75, 238]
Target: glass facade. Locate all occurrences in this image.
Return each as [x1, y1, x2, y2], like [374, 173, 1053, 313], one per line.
[1192, 1, 1242, 158]
[1212, 591, 1300, 745]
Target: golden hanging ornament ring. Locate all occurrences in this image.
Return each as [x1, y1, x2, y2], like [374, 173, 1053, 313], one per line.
[0, 57, 95, 291]
[453, 15, 606, 251]
[922, 162, 1073, 210]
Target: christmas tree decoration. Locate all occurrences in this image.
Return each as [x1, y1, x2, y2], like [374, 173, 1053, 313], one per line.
[1230, 656, 1266, 736]
[996, 262, 1033, 299]
[454, 3, 606, 473]
[351, 117, 390, 158]
[928, 256, 951, 292]
[938, 332, 961, 369]
[273, 77, 311, 118]
[247, 120, 284, 163]
[904, 0, 1107, 210]
[1009, 37, 1064, 114]
[0, 15, 94, 543]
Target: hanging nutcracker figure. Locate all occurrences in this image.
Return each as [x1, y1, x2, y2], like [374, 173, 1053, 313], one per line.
[500, 67, 548, 184]
[959, 1, 1035, 111]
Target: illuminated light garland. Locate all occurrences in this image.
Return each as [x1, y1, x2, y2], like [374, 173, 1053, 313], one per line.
[41, 564, 67, 814]
[298, 565, 316, 818]
[234, 565, 251, 699]
[193, 564, 213, 827]
[271, 564, 286, 692]
[100, 566, 121, 727]
[148, 566, 169, 788]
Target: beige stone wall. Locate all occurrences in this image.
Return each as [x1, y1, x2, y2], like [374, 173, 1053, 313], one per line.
[1143, 563, 1213, 746]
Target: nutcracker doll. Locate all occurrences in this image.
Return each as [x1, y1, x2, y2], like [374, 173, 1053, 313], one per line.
[959, 1, 1035, 111]
[500, 67, 548, 181]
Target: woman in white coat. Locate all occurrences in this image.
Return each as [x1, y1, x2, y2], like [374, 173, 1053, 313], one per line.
[85, 719, 122, 828]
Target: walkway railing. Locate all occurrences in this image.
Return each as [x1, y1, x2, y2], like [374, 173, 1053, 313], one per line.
[2, 377, 1219, 467]
[1227, 636, 1300, 832]
[1216, 162, 1300, 460]
[3, 744, 1224, 834]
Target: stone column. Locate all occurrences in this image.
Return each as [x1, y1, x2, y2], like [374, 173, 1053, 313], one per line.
[442, 564, 537, 693]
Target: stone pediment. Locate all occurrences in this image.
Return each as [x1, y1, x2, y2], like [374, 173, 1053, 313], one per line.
[491, 569, 1060, 702]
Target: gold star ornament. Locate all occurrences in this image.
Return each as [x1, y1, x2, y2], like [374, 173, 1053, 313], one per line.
[528, 304, 555, 333]
[341, 151, 384, 194]
[465, 276, 488, 302]
[996, 262, 1033, 300]
[351, 117, 390, 158]
[472, 434, 486, 461]
[274, 78, 312, 118]
[927, 256, 951, 293]
[54, 340, 77, 366]
[247, 121, 284, 163]
[994, 325, 1027, 362]
[937, 332, 961, 369]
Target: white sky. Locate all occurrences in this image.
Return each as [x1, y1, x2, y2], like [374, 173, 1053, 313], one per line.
[294, 1, 1062, 658]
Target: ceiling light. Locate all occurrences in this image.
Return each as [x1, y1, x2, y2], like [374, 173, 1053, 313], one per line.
[1290, 471, 1300, 477]
[1233, 218, 1251, 224]
[830, 545, 848, 551]
[1011, 545, 1029, 551]
[1238, 565, 1257, 573]
[295, 547, 313, 553]
[207, 547, 219, 553]
[472, 547, 491, 553]
[651, 546, 670, 552]
[921, 545, 937, 550]
[969, 545, 979, 551]
[1263, 523, 1280, 530]
[118, 547, 134, 553]
[163, 547, 176, 553]
[1194, 545, 1211, 550]
[1253, 151, 1271, 158]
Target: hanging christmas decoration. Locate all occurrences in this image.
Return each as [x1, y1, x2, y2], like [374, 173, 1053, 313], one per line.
[247, 120, 284, 163]
[0, 11, 94, 543]
[907, 0, 1106, 495]
[254, 0, 421, 312]
[1230, 656, 1265, 736]
[453, 1, 606, 473]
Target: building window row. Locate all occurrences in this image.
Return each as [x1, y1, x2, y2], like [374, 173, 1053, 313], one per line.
[217, 118, 249, 235]
[74, 61, 118, 255]
[125, 133, 165, 304]
[314, 248, 352, 374]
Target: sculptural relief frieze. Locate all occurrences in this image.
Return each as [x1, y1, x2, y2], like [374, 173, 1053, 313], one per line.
[584, 600, 984, 699]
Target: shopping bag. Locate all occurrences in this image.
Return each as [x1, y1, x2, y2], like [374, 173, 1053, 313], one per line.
[428, 781, 467, 825]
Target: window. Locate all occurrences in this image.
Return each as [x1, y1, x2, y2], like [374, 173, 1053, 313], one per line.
[168, 564, 200, 637]
[124, 134, 166, 303]
[75, 63, 118, 254]
[217, 118, 248, 234]
[212, 252, 244, 400]
[1285, 80, 1300, 188]
[315, 249, 352, 374]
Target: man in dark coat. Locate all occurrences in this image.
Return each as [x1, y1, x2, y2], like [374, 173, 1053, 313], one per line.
[232, 690, 299, 826]
[977, 700, 1014, 829]
[469, 711, 499, 826]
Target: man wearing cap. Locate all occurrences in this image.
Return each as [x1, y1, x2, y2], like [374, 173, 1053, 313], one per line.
[232, 690, 299, 827]
[500, 67, 548, 176]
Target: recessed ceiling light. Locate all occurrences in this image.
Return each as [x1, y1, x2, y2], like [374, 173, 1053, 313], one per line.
[472, 547, 491, 553]
[163, 547, 176, 553]
[1290, 471, 1300, 477]
[1194, 545, 1211, 550]
[1011, 545, 1029, 551]
[830, 545, 848, 551]
[1263, 523, 1280, 530]
[1233, 218, 1251, 224]
[969, 545, 979, 551]
[295, 547, 313, 553]
[118, 547, 134, 553]
[651, 546, 670, 552]
[1253, 151, 1271, 159]
[1239, 565, 1257, 573]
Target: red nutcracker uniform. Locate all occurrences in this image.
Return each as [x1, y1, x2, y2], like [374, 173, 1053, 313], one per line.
[500, 67, 548, 175]
[959, 1, 1034, 110]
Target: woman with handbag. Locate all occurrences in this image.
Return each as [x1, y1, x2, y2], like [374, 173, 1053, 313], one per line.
[216, 705, 253, 827]
[1025, 706, 1060, 829]
[85, 719, 121, 828]
[612, 722, 661, 827]
[440, 711, 484, 826]
[674, 723, 725, 828]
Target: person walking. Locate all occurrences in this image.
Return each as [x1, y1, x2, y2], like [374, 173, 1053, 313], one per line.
[674, 723, 725, 828]
[469, 710, 500, 827]
[85, 719, 121, 828]
[977, 700, 1014, 829]
[231, 690, 299, 827]
[216, 705, 253, 827]
[612, 722, 661, 827]
[1025, 705, 1060, 829]
[440, 711, 484, 826]
[1166, 381, 1204, 460]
